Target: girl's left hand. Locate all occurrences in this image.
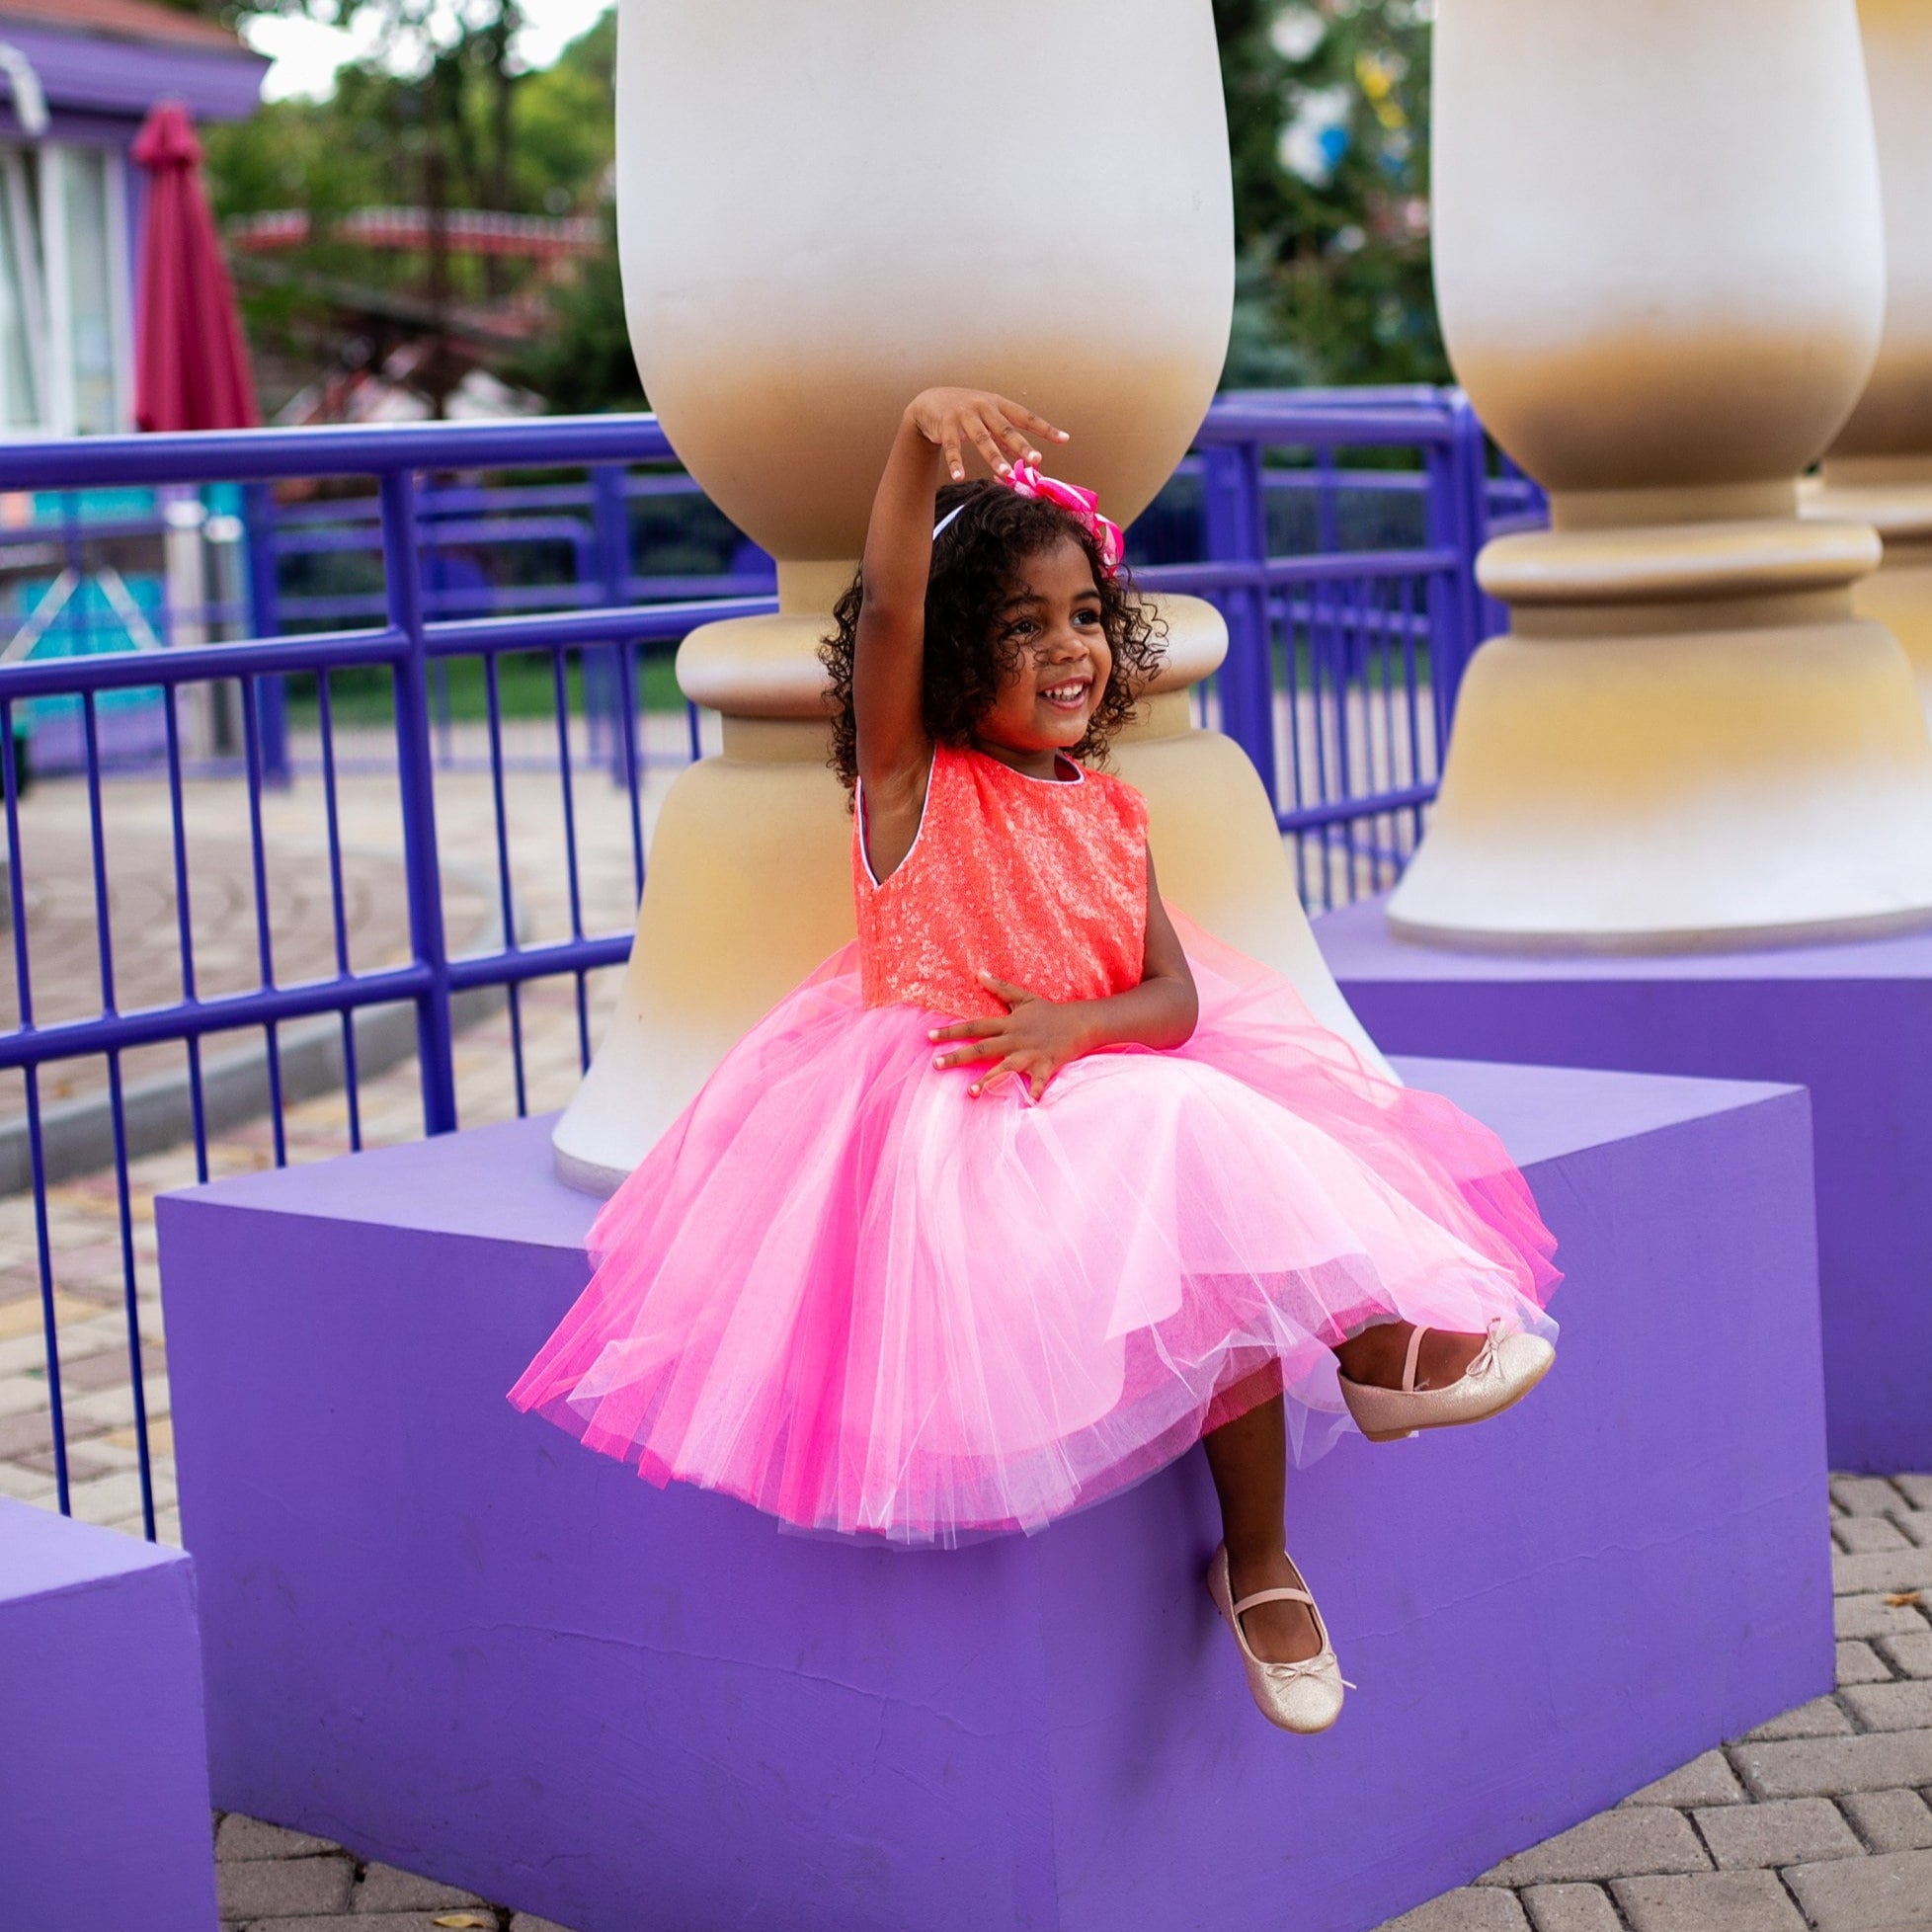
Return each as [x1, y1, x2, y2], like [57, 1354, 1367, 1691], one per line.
[929, 973, 1093, 1100]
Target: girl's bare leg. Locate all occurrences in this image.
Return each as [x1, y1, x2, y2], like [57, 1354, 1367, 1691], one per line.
[1333, 1322, 1486, 1391]
[1202, 1393, 1322, 1664]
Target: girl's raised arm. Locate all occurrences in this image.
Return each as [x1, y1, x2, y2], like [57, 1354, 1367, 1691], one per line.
[852, 388, 1067, 871]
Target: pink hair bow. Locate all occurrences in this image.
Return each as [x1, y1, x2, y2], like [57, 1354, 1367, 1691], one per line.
[1001, 460, 1124, 577]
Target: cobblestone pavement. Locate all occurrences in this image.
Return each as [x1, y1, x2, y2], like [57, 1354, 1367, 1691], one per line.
[1377, 1471, 1932, 1931]
[210, 1811, 579, 1931]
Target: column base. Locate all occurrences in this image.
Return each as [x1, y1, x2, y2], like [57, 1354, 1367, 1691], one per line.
[1322, 894, 1932, 1470]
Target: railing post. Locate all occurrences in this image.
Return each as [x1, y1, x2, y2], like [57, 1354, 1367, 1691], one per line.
[1202, 441, 1278, 805]
[379, 468, 459, 1135]
[1425, 392, 1484, 752]
[241, 482, 290, 784]
[592, 463, 632, 784]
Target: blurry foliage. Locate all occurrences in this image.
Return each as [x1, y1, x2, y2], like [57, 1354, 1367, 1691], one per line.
[189, 3, 626, 411]
[183, 0, 1440, 411]
[1215, 0, 1446, 389]
[499, 201, 645, 415]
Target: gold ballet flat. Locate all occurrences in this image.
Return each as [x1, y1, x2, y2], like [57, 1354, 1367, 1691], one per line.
[1338, 1319, 1555, 1443]
[1206, 1543, 1349, 1735]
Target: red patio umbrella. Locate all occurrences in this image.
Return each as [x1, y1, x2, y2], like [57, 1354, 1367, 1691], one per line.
[131, 100, 260, 433]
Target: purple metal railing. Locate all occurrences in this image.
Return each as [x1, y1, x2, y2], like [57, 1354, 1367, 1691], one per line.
[0, 392, 1532, 1536]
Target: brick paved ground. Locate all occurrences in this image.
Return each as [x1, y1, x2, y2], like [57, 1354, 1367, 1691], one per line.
[5, 737, 1931, 1924]
[1376, 1472, 1932, 1931]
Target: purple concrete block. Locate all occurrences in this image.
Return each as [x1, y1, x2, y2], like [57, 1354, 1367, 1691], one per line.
[157, 1067, 1829, 1932]
[1319, 896, 1932, 1473]
[0, 1498, 218, 1932]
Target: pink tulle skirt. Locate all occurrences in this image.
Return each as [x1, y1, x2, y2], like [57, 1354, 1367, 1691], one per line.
[510, 915, 1560, 1544]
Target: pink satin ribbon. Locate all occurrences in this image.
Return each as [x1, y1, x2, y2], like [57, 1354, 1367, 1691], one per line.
[1000, 460, 1124, 576]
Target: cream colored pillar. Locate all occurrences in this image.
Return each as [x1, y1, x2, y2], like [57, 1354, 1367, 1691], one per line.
[1810, 1, 1932, 726]
[552, 0, 1387, 1194]
[1387, 0, 1932, 952]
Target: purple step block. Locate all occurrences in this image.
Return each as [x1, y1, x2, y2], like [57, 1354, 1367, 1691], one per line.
[157, 1067, 1829, 1932]
[0, 1497, 218, 1932]
[1319, 895, 1932, 1473]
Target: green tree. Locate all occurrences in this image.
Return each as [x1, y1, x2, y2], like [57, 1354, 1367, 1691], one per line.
[1215, 0, 1443, 389]
[188, 1, 1441, 409]
[502, 202, 644, 414]
[193, 3, 624, 414]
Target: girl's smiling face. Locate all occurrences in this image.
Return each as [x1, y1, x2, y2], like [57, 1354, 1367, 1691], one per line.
[970, 538, 1114, 777]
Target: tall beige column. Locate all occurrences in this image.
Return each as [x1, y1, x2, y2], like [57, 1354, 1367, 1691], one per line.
[1387, 0, 1932, 952]
[553, 0, 1388, 1194]
[1810, 1, 1932, 725]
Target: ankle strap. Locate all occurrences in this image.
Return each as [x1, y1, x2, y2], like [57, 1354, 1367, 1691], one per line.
[1404, 1324, 1429, 1395]
[1232, 1586, 1315, 1617]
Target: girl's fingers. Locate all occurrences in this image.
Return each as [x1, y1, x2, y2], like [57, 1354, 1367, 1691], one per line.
[963, 411, 1014, 478]
[928, 1018, 1000, 1043]
[968, 1053, 1027, 1098]
[933, 1037, 1002, 1070]
[978, 972, 1033, 1006]
[999, 398, 1069, 445]
[940, 432, 965, 482]
[992, 415, 1039, 463]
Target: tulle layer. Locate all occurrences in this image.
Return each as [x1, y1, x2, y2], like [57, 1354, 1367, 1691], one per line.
[509, 916, 1560, 1544]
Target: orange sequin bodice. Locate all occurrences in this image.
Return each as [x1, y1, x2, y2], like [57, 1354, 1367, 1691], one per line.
[854, 745, 1150, 1019]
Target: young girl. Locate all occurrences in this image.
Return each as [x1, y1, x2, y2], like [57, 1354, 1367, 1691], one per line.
[511, 388, 1560, 1735]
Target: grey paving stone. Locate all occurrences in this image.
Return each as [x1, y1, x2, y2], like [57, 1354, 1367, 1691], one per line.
[1693, 1796, 1861, 1870]
[1834, 1477, 1910, 1518]
[1833, 1551, 1932, 1596]
[1894, 1475, 1932, 1510]
[1612, 1870, 1808, 1931]
[1841, 1681, 1932, 1732]
[217, 1854, 355, 1922]
[215, 1815, 345, 1863]
[1839, 1641, 1895, 1686]
[1739, 1696, 1856, 1741]
[1622, 1749, 1745, 1808]
[1783, 1849, 1932, 1929]
[1375, 1889, 1531, 1931]
[1840, 1788, 1932, 1854]
[1485, 1809, 1710, 1886]
[352, 1862, 487, 1912]
[1838, 1595, 1932, 1642]
[244, 1919, 471, 1932]
[1521, 1884, 1621, 1931]
[1839, 1518, 1914, 1554]
[1733, 1731, 1932, 1799]
[509, 1917, 584, 1932]
[1894, 1511, 1932, 1549]
[1876, 1632, 1932, 1679]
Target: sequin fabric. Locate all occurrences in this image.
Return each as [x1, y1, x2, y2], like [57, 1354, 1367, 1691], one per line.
[854, 745, 1149, 1018]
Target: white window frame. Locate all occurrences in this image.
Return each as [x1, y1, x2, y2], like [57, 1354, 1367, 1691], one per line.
[38, 140, 134, 437]
[0, 144, 47, 434]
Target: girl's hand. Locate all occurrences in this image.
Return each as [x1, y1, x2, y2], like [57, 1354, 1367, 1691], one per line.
[929, 973, 1093, 1100]
[908, 388, 1069, 485]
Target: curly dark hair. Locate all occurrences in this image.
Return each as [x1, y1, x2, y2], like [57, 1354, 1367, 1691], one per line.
[820, 480, 1166, 795]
